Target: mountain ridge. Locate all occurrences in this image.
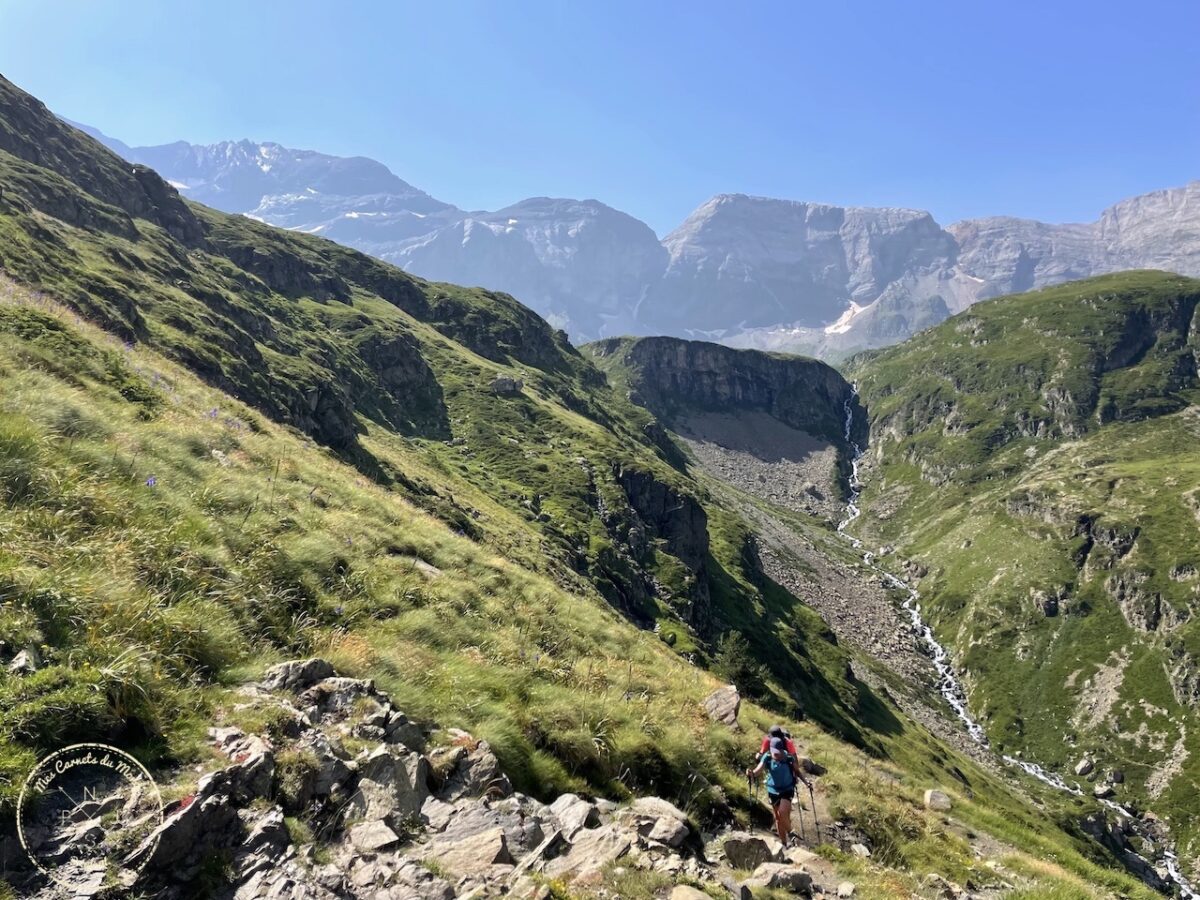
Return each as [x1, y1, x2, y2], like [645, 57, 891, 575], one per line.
[72, 118, 1200, 354]
[1, 71, 1196, 896]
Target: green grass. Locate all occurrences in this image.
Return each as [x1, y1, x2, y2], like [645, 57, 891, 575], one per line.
[851, 270, 1200, 868]
[0, 78, 1181, 895]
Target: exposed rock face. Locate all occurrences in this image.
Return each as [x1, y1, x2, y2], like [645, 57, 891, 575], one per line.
[649, 194, 959, 333]
[388, 198, 669, 338]
[588, 336, 863, 448]
[1, 81, 204, 245]
[77, 115, 1200, 354]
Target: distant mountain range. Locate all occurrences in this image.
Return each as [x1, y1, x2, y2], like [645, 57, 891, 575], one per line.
[72, 120, 1200, 357]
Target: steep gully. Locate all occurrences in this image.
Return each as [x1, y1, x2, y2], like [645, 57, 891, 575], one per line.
[836, 388, 1197, 899]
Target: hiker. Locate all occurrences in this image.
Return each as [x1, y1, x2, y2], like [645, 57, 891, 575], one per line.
[759, 723, 798, 757]
[747, 736, 809, 846]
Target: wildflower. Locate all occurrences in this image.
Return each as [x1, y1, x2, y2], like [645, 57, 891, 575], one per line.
[334, 606, 345, 616]
[207, 408, 219, 419]
[145, 475, 157, 488]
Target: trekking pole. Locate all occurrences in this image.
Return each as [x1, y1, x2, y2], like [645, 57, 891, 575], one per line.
[807, 780, 819, 842]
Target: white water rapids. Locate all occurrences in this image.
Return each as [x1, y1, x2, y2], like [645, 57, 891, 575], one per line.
[836, 388, 1196, 898]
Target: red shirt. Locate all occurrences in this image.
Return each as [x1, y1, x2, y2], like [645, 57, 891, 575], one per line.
[760, 736, 798, 756]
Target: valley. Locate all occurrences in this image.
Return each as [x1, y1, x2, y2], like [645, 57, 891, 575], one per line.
[0, 69, 1197, 900]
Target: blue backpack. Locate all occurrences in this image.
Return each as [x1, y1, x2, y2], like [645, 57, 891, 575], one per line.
[762, 752, 796, 793]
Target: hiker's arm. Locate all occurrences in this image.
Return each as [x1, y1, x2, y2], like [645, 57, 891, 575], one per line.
[746, 758, 765, 777]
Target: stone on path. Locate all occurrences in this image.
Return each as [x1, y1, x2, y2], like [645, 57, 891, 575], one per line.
[924, 789, 952, 811]
[743, 862, 813, 893]
[722, 831, 774, 869]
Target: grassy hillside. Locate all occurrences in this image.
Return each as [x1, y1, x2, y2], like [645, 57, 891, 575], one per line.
[0, 276, 1164, 900]
[851, 271, 1200, 867]
[0, 72, 1176, 896]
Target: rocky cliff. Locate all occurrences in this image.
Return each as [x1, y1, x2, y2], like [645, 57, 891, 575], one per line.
[74, 120, 1200, 355]
[586, 336, 864, 449]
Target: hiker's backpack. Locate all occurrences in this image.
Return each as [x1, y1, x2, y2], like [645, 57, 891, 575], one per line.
[765, 752, 797, 792]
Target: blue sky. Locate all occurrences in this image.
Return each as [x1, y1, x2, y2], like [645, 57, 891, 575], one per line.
[1, 0, 1196, 235]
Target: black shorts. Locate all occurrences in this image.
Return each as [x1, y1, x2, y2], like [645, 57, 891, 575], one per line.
[768, 788, 795, 806]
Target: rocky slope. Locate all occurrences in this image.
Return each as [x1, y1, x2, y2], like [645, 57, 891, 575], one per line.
[76, 122, 1199, 354]
[849, 270, 1200, 877]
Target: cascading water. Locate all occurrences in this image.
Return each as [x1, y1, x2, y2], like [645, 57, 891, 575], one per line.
[836, 385, 1196, 899]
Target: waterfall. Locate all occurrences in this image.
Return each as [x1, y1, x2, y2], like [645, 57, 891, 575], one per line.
[836, 385, 1196, 899]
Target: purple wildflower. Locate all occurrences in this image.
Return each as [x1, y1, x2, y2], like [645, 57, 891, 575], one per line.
[145, 475, 157, 488]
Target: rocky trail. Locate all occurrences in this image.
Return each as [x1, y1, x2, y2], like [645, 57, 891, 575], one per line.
[6, 658, 913, 900]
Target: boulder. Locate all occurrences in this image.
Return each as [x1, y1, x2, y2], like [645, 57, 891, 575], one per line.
[1074, 757, 1095, 776]
[298, 676, 376, 723]
[647, 815, 691, 848]
[542, 824, 633, 882]
[262, 658, 334, 692]
[349, 820, 399, 853]
[703, 685, 741, 729]
[425, 825, 514, 878]
[799, 756, 827, 776]
[490, 375, 524, 396]
[1094, 784, 1114, 799]
[346, 744, 426, 823]
[670, 887, 711, 900]
[924, 789, 953, 812]
[721, 832, 774, 869]
[743, 862, 812, 893]
[850, 843, 871, 858]
[421, 796, 456, 832]
[8, 647, 39, 674]
[549, 793, 601, 837]
[440, 738, 513, 800]
[618, 797, 691, 849]
[838, 881, 857, 898]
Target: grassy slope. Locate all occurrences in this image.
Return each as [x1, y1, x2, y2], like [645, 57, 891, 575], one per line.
[851, 271, 1200, 866]
[0, 278, 1160, 899]
[0, 75, 1170, 894]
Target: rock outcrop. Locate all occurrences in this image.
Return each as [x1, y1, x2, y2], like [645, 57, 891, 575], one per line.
[586, 336, 863, 448]
[5, 658, 844, 899]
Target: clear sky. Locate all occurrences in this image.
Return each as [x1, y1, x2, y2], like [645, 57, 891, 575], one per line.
[1, 0, 1196, 235]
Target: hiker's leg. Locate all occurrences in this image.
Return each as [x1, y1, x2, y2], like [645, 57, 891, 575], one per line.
[776, 798, 791, 843]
